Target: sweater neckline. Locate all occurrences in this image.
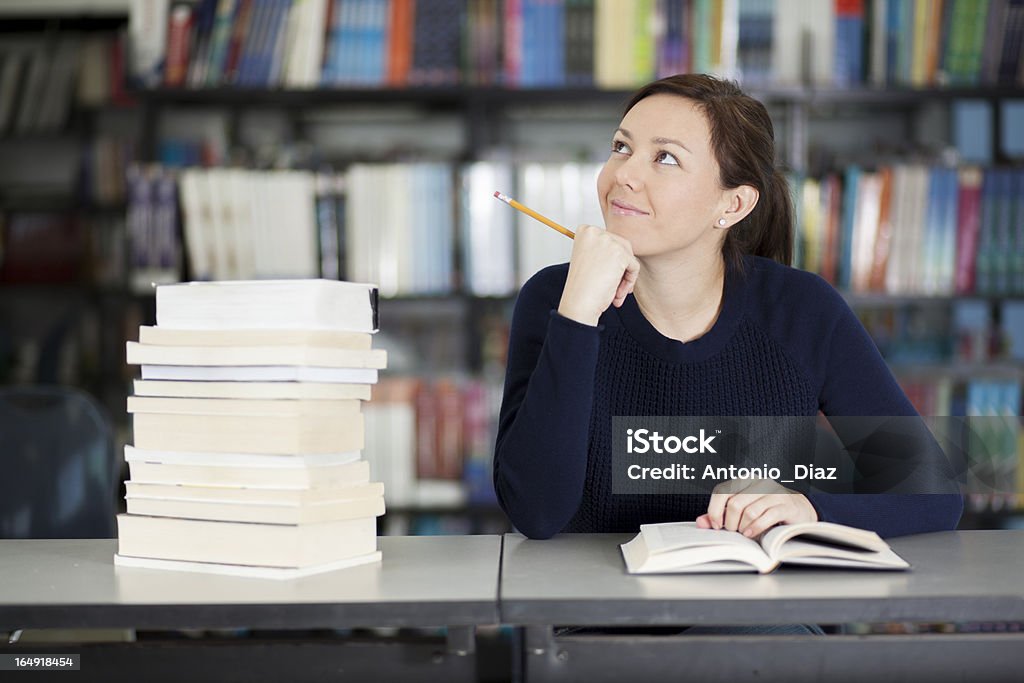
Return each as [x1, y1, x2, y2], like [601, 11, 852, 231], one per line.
[614, 256, 748, 364]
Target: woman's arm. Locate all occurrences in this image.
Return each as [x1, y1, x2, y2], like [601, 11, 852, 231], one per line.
[492, 268, 603, 539]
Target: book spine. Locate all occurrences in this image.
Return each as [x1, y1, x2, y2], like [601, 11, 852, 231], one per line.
[164, 3, 195, 87]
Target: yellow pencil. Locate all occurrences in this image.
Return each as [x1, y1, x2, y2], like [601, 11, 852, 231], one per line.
[493, 191, 575, 239]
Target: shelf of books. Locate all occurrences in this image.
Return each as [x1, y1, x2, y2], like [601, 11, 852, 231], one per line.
[121, 0, 1022, 93]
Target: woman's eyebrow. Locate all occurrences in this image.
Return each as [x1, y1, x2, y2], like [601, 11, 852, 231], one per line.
[615, 128, 691, 154]
[652, 137, 692, 154]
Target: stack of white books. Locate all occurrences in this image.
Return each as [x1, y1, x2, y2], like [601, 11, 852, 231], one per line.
[115, 279, 387, 579]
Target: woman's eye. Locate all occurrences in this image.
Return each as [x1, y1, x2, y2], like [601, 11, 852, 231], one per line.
[655, 151, 679, 166]
[611, 140, 630, 154]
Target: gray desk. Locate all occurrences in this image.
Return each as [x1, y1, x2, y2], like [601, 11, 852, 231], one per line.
[0, 535, 501, 683]
[502, 531, 1024, 682]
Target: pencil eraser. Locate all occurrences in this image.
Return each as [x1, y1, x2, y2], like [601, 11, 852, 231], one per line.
[493, 191, 500, 198]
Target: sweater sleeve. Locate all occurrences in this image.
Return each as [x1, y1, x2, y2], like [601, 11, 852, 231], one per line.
[492, 269, 603, 539]
[809, 288, 963, 537]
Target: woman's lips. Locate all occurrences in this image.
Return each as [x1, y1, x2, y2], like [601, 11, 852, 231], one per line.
[610, 199, 649, 216]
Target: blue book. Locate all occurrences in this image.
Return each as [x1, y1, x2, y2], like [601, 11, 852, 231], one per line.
[953, 100, 993, 165]
[838, 166, 860, 291]
[884, 0, 901, 84]
[895, 0, 913, 85]
[993, 167, 1014, 296]
[336, 0, 356, 85]
[521, 0, 537, 86]
[940, 167, 960, 295]
[255, 0, 288, 86]
[206, 0, 240, 86]
[187, 0, 222, 87]
[1003, 300, 1024, 360]
[321, 0, 344, 85]
[974, 169, 998, 296]
[372, 0, 390, 84]
[921, 167, 943, 293]
[551, 0, 566, 85]
[1014, 170, 1024, 295]
[237, 0, 268, 86]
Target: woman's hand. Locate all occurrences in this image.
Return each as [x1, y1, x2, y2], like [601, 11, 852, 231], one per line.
[557, 225, 641, 326]
[695, 478, 818, 538]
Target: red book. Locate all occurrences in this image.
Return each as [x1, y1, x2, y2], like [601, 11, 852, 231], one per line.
[434, 378, 464, 481]
[387, 0, 415, 86]
[504, 0, 522, 85]
[164, 3, 195, 87]
[954, 167, 983, 295]
[415, 380, 439, 479]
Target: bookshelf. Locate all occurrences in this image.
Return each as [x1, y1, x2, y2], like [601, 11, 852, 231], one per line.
[2, 0, 1024, 532]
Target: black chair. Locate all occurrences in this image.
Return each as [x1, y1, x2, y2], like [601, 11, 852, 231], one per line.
[0, 385, 118, 539]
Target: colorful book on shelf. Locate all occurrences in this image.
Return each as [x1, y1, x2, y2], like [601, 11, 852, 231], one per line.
[621, 521, 910, 574]
[565, 0, 595, 85]
[408, 0, 463, 85]
[866, 167, 894, 292]
[834, 0, 865, 87]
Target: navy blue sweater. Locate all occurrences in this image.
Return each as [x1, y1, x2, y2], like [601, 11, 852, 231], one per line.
[494, 255, 963, 539]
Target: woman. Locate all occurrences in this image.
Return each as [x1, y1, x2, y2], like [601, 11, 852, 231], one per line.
[493, 74, 962, 543]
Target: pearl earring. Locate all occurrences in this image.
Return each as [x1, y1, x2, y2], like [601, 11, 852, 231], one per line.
[718, 218, 727, 226]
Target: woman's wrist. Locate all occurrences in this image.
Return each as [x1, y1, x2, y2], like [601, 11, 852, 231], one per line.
[557, 299, 600, 327]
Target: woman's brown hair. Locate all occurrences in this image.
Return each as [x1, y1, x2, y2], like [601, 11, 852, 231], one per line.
[623, 74, 793, 269]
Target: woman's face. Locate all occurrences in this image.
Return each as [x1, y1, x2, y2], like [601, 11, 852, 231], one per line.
[597, 94, 731, 261]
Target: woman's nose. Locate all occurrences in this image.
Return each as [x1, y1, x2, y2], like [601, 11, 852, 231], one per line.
[614, 155, 643, 192]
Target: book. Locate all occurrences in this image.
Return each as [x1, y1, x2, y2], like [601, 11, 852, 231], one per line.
[133, 379, 372, 401]
[116, 514, 378, 568]
[126, 342, 387, 368]
[131, 411, 364, 454]
[137, 326, 372, 349]
[125, 480, 384, 503]
[125, 492, 386, 524]
[125, 450, 372, 489]
[139, 365, 379, 383]
[620, 521, 911, 574]
[126, 395, 362, 416]
[155, 279, 379, 332]
[113, 550, 382, 579]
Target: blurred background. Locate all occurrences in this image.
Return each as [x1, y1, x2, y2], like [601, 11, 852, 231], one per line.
[0, 0, 1022, 543]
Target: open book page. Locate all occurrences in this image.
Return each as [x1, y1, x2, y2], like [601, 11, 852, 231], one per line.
[759, 522, 910, 570]
[621, 522, 777, 574]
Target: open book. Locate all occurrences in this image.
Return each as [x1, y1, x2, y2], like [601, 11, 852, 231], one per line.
[621, 521, 911, 574]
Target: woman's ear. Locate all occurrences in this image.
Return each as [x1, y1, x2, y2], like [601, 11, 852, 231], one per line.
[722, 185, 759, 226]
